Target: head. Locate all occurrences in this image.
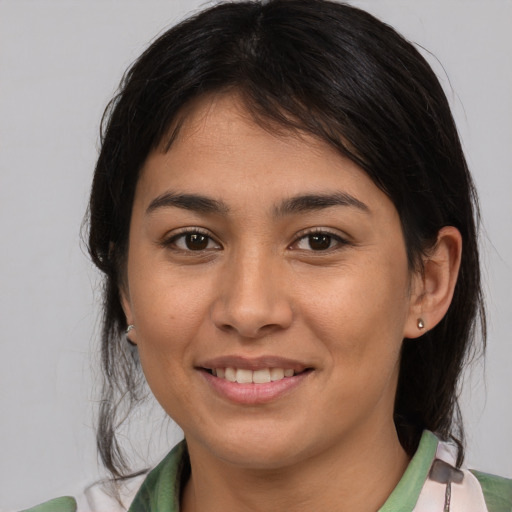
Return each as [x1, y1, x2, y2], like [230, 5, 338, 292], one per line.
[88, 0, 485, 477]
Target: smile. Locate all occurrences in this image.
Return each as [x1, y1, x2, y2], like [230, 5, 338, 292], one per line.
[198, 356, 313, 403]
[208, 367, 296, 383]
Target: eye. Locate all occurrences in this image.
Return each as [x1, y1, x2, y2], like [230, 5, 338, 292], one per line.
[293, 231, 347, 251]
[167, 230, 221, 251]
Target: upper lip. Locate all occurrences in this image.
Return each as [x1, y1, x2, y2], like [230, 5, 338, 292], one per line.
[197, 355, 311, 372]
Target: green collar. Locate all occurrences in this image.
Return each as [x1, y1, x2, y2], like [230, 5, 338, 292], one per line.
[379, 430, 438, 511]
[129, 431, 439, 512]
[128, 441, 187, 512]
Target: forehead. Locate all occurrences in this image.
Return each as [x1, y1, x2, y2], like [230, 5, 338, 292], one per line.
[136, 93, 395, 221]
[158, 93, 323, 166]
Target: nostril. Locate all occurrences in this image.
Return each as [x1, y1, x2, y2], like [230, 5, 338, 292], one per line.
[210, 280, 294, 337]
[222, 322, 284, 339]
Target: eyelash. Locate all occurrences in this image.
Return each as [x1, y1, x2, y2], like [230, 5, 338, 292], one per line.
[291, 228, 350, 252]
[161, 227, 350, 253]
[161, 228, 221, 252]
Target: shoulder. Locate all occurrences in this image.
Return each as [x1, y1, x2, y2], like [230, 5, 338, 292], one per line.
[470, 470, 512, 512]
[16, 443, 187, 512]
[19, 497, 77, 512]
[410, 433, 512, 512]
[435, 437, 512, 512]
[18, 473, 146, 512]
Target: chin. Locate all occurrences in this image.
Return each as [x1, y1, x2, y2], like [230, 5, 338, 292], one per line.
[216, 442, 306, 470]
[188, 421, 313, 470]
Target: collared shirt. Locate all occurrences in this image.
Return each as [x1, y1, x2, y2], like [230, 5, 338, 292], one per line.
[21, 431, 512, 512]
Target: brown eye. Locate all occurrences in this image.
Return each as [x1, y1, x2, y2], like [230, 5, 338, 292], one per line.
[185, 233, 209, 250]
[308, 234, 333, 250]
[293, 231, 347, 252]
[170, 231, 220, 251]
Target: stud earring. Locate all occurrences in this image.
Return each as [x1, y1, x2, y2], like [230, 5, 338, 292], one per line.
[125, 324, 137, 347]
[417, 318, 425, 330]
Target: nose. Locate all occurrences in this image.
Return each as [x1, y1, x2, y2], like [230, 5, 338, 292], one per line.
[211, 249, 294, 339]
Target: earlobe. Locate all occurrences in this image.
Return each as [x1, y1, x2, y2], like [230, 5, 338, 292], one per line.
[404, 226, 462, 339]
[120, 288, 137, 344]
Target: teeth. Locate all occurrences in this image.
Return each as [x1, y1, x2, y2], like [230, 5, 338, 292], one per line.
[270, 368, 285, 381]
[253, 369, 271, 383]
[224, 367, 236, 382]
[235, 369, 253, 384]
[211, 367, 298, 383]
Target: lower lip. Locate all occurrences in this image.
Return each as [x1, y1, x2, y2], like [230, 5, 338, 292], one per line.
[200, 370, 311, 404]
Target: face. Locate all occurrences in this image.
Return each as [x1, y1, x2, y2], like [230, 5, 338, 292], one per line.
[122, 94, 420, 470]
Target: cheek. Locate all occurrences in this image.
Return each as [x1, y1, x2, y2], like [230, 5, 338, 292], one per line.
[126, 265, 215, 401]
[298, 254, 411, 366]
[294, 262, 410, 430]
[129, 261, 213, 339]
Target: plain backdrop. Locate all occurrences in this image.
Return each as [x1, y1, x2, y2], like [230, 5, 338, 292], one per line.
[1, 1, 511, 509]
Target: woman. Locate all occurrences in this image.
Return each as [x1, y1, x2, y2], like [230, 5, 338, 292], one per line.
[23, 0, 511, 511]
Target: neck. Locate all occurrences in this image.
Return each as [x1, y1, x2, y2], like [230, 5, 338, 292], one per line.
[181, 424, 409, 512]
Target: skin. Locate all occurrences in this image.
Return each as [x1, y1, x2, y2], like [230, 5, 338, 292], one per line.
[121, 93, 462, 512]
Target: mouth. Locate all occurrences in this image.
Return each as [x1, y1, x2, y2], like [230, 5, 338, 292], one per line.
[197, 357, 313, 404]
[202, 366, 311, 383]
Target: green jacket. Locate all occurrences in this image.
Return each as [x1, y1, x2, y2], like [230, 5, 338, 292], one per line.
[22, 432, 512, 512]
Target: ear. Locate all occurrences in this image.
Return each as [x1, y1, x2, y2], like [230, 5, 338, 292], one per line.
[120, 286, 137, 344]
[404, 226, 462, 339]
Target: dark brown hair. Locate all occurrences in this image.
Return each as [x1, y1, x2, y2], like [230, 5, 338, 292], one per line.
[87, 0, 485, 477]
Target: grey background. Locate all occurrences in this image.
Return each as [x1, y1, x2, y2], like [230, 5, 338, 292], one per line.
[1, 1, 510, 509]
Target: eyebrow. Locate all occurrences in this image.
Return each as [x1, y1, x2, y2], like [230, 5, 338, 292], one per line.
[146, 192, 230, 215]
[145, 191, 369, 217]
[274, 192, 369, 217]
